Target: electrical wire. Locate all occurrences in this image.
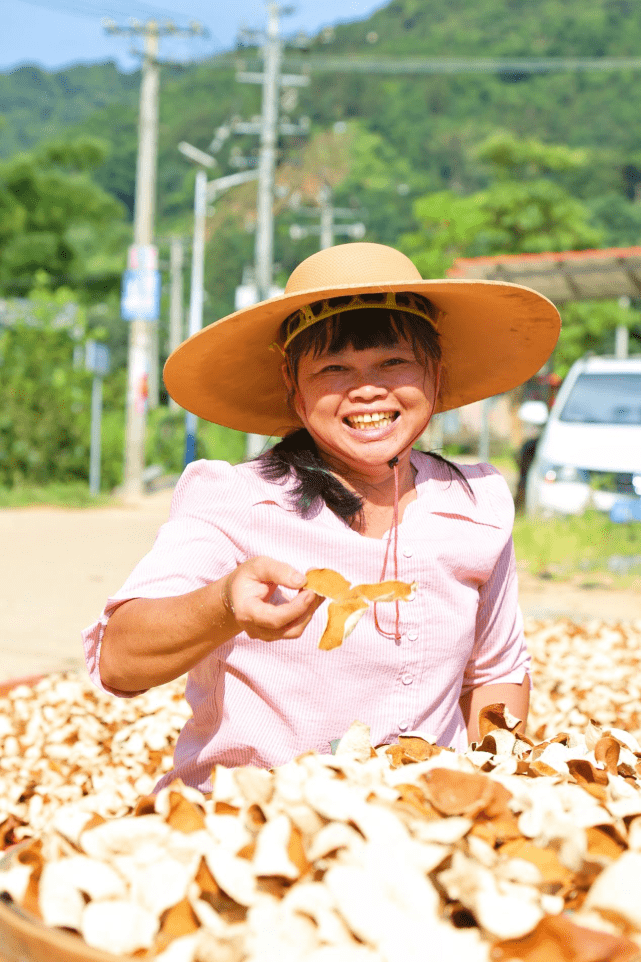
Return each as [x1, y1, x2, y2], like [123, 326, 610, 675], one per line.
[15, 0, 223, 48]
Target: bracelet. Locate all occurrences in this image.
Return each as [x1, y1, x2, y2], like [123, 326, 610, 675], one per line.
[221, 577, 236, 619]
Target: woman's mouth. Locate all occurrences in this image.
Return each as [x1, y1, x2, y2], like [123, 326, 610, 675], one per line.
[344, 411, 399, 431]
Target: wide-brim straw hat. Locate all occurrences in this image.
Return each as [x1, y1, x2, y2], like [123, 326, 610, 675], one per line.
[164, 242, 561, 436]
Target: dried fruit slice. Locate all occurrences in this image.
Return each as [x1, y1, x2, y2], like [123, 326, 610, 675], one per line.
[305, 567, 416, 650]
[421, 768, 498, 819]
[304, 569, 352, 600]
[355, 580, 416, 603]
[319, 599, 369, 651]
[81, 899, 159, 955]
[493, 914, 639, 962]
[478, 703, 524, 740]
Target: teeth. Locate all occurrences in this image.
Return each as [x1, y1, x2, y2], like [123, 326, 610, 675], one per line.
[346, 412, 396, 430]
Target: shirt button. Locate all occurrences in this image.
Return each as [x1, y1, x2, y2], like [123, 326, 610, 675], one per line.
[402, 673, 413, 685]
[407, 629, 418, 641]
[398, 720, 409, 731]
[402, 546, 413, 558]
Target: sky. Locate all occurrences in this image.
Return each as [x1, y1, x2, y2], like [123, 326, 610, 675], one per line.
[2, 0, 387, 73]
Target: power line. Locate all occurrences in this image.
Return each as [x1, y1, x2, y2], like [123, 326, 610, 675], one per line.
[212, 51, 641, 75]
[284, 54, 641, 74]
[15, 0, 221, 47]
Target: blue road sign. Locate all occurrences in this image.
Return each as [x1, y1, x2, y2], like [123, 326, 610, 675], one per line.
[121, 269, 161, 321]
[85, 341, 110, 376]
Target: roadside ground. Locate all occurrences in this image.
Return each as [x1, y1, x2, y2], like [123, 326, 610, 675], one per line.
[0, 488, 639, 683]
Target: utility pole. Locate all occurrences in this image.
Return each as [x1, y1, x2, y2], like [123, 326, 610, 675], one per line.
[184, 168, 208, 465]
[233, 3, 310, 458]
[168, 235, 184, 411]
[319, 186, 334, 250]
[177, 135, 259, 465]
[616, 296, 630, 359]
[255, 4, 281, 303]
[104, 17, 205, 498]
[290, 185, 366, 249]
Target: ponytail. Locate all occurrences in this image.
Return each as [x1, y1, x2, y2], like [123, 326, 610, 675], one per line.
[255, 429, 473, 527]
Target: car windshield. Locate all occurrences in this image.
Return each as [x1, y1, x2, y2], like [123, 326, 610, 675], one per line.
[559, 373, 641, 425]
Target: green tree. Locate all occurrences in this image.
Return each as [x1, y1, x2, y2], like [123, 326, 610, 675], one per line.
[0, 282, 93, 486]
[0, 137, 126, 298]
[400, 133, 641, 369]
[555, 299, 637, 377]
[401, 133, 602, 276]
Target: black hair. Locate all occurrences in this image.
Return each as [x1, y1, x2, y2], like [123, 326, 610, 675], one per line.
[283, 297, 441, 381]
[255, 300, 473, 527]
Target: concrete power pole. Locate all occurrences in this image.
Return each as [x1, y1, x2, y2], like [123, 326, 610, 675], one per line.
[104, 18, 204, 498]
[168, 235, 184, 409]
[254, 4, 281, 304]
[125, 22, 158, 498]
[290, 185, 366, 250]
[319, 186, 334, 250]
[235, 3, 310, 458]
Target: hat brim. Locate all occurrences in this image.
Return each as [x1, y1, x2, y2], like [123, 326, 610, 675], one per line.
[163, 277, 560, 436]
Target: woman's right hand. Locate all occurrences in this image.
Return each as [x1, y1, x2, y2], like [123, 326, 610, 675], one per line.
[221, 556, 323, 642]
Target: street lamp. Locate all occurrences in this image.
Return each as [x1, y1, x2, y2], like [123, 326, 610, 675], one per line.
[178, 141, 259, 465]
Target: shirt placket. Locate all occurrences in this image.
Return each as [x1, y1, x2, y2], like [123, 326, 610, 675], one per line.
[394, 538, 421, 734]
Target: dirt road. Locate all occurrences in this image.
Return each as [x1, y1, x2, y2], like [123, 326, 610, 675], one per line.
[0, 489, 639, 683]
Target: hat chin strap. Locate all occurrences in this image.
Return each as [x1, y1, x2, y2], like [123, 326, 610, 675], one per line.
[376, 359, 441, 642]
[388, 358, 442, 467]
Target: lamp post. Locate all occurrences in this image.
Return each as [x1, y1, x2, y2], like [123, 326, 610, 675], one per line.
[178, 140, 259, 465]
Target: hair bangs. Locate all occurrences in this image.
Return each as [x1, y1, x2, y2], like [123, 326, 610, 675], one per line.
[285, 306, 441, 381]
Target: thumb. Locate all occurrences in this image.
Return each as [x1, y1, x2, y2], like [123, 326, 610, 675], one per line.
[250, 556, 306, 590]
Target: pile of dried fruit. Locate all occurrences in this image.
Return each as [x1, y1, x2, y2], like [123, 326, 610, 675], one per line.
[526, 618, 641, 741]
[0, 674, 190, 846]
[3, 711, 641, 961]
[1, 617, 641, 960]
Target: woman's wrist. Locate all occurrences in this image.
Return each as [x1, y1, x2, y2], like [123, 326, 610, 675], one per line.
[220, 574, 237, 623]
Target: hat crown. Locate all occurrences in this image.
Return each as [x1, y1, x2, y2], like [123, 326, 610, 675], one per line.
[284, 242, 423, 295]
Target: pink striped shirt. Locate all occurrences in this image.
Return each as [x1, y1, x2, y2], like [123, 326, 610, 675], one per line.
[82, 451, 528, 791]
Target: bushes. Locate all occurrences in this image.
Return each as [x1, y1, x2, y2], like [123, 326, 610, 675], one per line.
[145, 407, 247, 476]
[0, 290, 93, 486]
[0, 290, 249, 492]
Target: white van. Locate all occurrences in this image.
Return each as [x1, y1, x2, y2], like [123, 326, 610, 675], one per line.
[524, 355, 641, 517]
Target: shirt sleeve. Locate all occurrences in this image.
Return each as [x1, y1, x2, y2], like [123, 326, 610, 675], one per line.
[459, 463, 530, 696]
[81, 459, 249, 697]
[461, 534, 530, 696]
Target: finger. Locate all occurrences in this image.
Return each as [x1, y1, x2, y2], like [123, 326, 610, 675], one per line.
[264, 595, 325, 641]
[247, 556, 306, 591]
[263, 589, 322, 629]
[243, 591, 323, 639]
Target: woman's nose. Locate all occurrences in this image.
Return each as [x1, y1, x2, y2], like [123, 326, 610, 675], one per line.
[348, 379, 387, 401]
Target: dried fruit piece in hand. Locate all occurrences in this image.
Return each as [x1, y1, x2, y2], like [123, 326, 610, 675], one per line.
[304, 568, 416, 650]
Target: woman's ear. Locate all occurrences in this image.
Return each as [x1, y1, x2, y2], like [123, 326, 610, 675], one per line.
[422, 358, 442, 426]
[433, 360, 442, 406]
[281, 362, 305, 422]
[281, 361, 294, 397]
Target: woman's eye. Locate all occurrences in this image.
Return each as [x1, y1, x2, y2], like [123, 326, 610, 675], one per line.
[382, 357, 407, 366]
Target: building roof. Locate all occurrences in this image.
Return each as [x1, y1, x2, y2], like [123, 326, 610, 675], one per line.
[448, 246, 641, 303]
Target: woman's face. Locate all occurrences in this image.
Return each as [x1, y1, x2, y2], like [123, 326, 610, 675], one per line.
[286, 337, 438, 478]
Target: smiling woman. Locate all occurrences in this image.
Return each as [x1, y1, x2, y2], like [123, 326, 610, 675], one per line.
[259, 299, 460, 532]
[84, 242, 561, 793]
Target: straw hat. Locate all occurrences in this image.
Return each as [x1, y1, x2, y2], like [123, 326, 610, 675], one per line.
[163, 242, 561, 436]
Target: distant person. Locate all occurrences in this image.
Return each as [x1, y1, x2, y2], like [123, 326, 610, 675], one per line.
[515, 435, 539, 513]
[82, 242, 560, 792]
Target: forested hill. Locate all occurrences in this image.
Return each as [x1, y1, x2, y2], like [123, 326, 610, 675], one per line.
[0, 62, 139, 158]
[334, 0, 641, 56]
[4, 0, 641, 198]
[3, 0, 641, 347]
